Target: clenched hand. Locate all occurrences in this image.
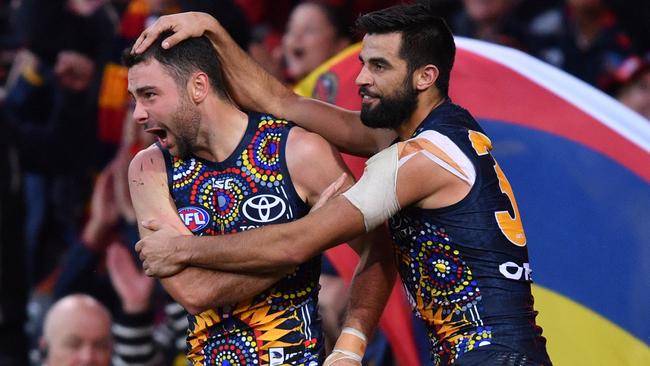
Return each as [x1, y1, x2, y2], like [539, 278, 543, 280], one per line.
[135, 219, 190, 278]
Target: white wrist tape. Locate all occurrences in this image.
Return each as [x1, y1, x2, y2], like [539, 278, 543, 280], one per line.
[324, 326, 367, 366]
[323, 350, 362, 366]
[330, 348, 363, 362]
[342, 144, 401, 232]
[341, 327, 367, 342]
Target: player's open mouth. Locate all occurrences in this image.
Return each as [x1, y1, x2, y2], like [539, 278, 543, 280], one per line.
[144, 127, 168, 145]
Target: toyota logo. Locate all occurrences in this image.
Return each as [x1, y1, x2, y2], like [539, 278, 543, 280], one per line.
[242, 194, 287, 223]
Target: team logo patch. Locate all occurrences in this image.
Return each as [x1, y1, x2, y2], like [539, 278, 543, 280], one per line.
[243, 194, 286, 223]
[312, 72, 338, 104]
[178, 206, 210, 232]
[269, 347, 285, 366]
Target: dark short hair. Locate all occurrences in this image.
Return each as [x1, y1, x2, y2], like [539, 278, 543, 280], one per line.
[355, 2, 455, 97]
[122, 31, 230, 100]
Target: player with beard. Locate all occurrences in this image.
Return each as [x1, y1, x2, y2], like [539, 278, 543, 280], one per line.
[123, 32, 395, 365]
[132, 3, 552, 366]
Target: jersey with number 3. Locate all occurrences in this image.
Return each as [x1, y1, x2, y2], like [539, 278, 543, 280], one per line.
[161, 113, 322, 366]
[389, 100, 550, 365]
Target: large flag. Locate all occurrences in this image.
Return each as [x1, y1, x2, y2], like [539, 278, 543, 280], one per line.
[296, 37, 650, 365]
[452, 37, 650, 365]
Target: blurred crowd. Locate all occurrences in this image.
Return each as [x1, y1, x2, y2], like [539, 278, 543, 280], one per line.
[0, 0, 648, 365]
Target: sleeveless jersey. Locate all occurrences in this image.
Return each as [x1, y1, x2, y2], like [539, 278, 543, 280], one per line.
[161, 113, 323, 366]
[389, 100, 550, 365]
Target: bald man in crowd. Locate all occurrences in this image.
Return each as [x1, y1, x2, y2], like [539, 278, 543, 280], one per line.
[41, 294, 113, 366]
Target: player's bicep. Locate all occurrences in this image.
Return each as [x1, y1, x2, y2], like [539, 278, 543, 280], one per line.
[128, 146, 190, 236]
[395, 133, 474, 209]
[394, 153, 446, 207]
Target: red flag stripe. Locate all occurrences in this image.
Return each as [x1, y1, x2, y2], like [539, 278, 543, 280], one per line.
[452, 37, 650, 182]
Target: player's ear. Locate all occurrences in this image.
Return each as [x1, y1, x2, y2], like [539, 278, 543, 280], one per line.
[189, 71, 209, 103]
[414, 64, 438, 91]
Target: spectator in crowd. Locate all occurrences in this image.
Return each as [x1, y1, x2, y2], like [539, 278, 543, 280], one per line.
[1, 3, 115, 360]
[526, 0, 636, 90]
[282, 1, 352, 83]
[245, 0, 400, 83]
[450, 0, 527, 49]
[3, 0, 113, 291]
[35, 161, 186, 365]
[108, 242, 190, 365]
[42, 273, 185, 366]
[40, 294, 113, 366]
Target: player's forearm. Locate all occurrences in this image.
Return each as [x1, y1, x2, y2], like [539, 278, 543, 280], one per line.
[324, 235, 396, 365]
[344, 234, 397, 337]
[178, 196, 366, 273]
[178, 222, 317, 272]
[160, 267, 284, 314]
[281, 97, 388, 156]
[344, 274, 395, 338]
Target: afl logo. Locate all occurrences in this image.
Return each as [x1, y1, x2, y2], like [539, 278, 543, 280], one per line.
[178, 206, 210, 232]
[243, 195, 286, 223]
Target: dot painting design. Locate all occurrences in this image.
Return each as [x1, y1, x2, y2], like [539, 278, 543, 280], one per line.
[411, 237, 478, 310]
[172, 158, 205, 190]
[189, 169, 255, 233]
[240, 118, 286, 188]
[202, 327, 259, 366]
[433, 325, 493, 365]
[390, 215, 492, 365]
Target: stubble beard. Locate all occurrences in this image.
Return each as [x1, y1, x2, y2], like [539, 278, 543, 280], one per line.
[171, 97, 202, 160]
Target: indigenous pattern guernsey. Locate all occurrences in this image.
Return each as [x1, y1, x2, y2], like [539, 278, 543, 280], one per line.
[389, 100, 550, 365]
[161, 113, 322, 366]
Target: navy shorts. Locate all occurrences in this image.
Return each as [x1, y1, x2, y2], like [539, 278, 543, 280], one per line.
[455, 349, 551, 366]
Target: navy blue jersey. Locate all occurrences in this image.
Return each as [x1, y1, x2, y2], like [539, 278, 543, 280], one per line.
[389, 100, 550, 365]
[161, 113, 323, 366]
